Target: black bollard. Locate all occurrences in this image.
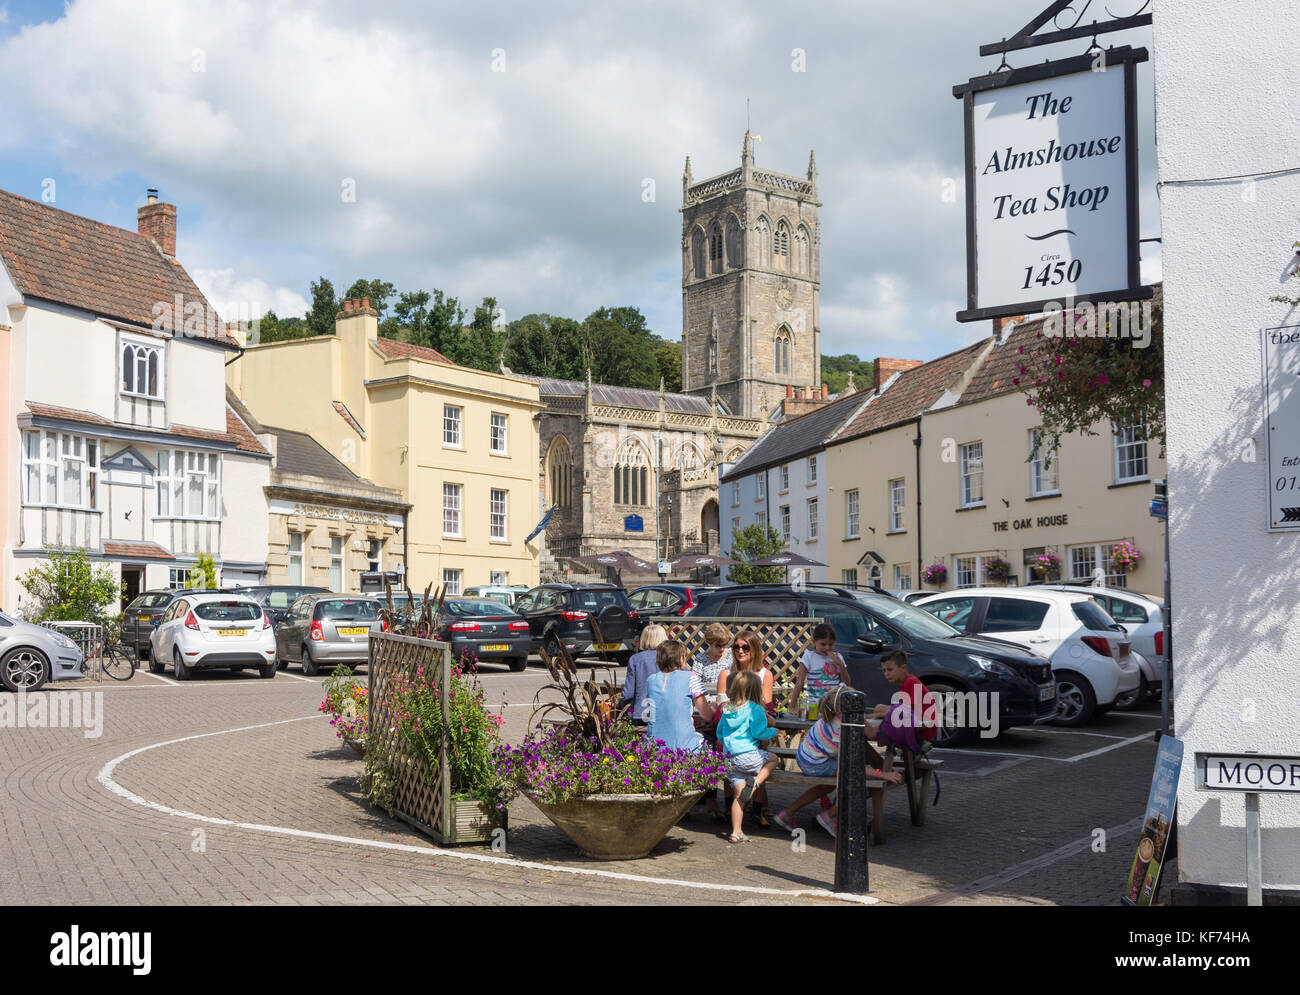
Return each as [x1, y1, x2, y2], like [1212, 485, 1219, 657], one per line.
[834, 689, 870, 894]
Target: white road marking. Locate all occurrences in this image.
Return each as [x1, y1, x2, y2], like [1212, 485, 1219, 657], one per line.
[1023, 728, 1129, 739]
[1062, 731, 1157, 762]
[96, 716, 873, 905]
[138, 669, 180, 686]
[277, 671, 319, 684]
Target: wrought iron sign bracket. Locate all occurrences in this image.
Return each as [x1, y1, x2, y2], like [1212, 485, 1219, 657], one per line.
[980, 0, 1152, 58]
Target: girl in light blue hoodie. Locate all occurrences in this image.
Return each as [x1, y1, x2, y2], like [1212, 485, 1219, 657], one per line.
[716, 670, 779, 843]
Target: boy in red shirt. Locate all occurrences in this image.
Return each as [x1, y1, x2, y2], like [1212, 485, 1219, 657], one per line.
[868, 649, 938, 744]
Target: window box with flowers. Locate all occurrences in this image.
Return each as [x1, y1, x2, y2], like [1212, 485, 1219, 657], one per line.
[922, 562, 948, 587]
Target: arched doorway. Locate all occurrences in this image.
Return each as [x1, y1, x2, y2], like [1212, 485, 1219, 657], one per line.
[701, 498, 719, 551]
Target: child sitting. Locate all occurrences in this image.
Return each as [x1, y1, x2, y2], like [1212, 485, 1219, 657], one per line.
[773, 686, 902, 838]
[788, 622, 852, 711]
[715, 670, 779, 844]
[868, 648, 938, 749]
[645, 639, 715, 752]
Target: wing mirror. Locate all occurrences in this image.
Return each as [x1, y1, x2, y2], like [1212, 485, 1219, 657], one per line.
[857, 635, 886, 653]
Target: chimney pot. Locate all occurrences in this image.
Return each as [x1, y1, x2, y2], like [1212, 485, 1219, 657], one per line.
[146, 187, 158, 205]
[786, 385, 793, 399]
[360, 296, 370, 310]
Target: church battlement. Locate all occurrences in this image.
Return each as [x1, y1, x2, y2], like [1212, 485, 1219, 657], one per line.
[684, 166, 815, 203]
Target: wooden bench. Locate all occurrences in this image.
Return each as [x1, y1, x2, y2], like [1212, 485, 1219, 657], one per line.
[765, 745, 942, 845]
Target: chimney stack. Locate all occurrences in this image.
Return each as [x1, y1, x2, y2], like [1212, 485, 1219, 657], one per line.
[786, 385, 793, 398]
[138, 188, 177, 257]
[872, 357, 924, 394]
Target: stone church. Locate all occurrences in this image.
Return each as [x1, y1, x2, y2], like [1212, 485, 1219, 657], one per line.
[537, 133, 825, 578]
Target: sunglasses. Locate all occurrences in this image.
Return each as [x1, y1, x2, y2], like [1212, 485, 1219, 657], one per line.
[732, 644, 752, 653]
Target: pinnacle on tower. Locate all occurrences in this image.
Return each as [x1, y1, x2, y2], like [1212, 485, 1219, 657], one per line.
[807, 149, 818, 181]
[742, 131, 754, 165]
[683, 156, 692, 182]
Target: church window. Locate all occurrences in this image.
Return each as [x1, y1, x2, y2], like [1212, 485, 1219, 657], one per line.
[691, 227, 707, 280]
[547, 436, 573, 508]
[725, 215, 742, 268]
[774, 222, 790, 261]
[775, 327, 793, 375]
[756, 216, 772, 268]
[613, 439, 649, 507]
[709, 223, 723, 274]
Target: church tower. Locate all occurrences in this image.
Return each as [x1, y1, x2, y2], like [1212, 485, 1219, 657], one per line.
[680, 134, 821, 417]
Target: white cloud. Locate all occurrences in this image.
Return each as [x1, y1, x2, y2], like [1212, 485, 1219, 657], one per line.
[190, 267, 309, 321]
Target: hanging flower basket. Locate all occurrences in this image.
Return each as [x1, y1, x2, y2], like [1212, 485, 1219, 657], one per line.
[922, 562, 948, 586]
[985, 556, 1012, 584]
[1110, 541, 1141, 573]
[1035, 551, 1061, 581]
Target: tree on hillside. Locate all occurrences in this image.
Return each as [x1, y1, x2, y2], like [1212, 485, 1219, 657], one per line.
[447, 296, 507, 370]
[344, 278, 396, 317]
[504, 313, 581, 379]
[304, 277, 340, 337]
[725, 525, 786, 585]
[251, 309, 309, 344]
[579, 306, 660, 389]
[822, 353, 872, 395]
[654, 339, 683, 392]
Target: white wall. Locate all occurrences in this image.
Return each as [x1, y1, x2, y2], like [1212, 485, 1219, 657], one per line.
[168, 338, 226, 430]
[24, 308, 116, 418]
[1155, 0, 1300, 896]
[220, 452, 271, 567]
[721, 454, 829, 583]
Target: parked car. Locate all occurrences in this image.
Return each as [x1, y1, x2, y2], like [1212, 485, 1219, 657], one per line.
[148, 593, 277, 680]
[0, 611, 85, 692]
[890, 589, 944, 605]
[121, 588, 223, 658]
[238, 585, 331, 628]
[627, 585, 718, 620]
[1044, 585, 1166, 704]
[687, 584, 1058, 746]
[914, 588, 1141, 726]
[513, 583, 641, 665]
[433, 598, 532, 671]
[463, 585, 530, 609]
[274, 594, 386, 675]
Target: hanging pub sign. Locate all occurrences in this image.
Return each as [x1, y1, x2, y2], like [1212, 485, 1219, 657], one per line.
[953, 45, 1150, 322]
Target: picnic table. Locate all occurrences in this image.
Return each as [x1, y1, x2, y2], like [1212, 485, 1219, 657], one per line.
[766, 712, 941, 845]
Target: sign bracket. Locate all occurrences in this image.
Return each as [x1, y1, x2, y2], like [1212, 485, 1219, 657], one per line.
[980, 0, 1152, 58]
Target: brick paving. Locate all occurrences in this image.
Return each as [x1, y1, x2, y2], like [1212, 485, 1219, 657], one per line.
[0, 666, 1168, 905]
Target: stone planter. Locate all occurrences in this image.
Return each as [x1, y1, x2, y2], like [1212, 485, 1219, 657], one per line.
[529, 791, 704, 860]
[344, 736, 366, 758]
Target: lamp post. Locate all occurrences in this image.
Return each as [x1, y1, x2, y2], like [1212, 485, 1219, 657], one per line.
[653, 432, 665, 579]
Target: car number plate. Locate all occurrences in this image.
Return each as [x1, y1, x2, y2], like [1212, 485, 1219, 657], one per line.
[481, 644, 510, 652]
[219, 629, 248, 637]
[338, 627, 368, 636]
[137, 613, 151, 621]
[1038, 685, 1056, 701]
[593, 642, 621, 651]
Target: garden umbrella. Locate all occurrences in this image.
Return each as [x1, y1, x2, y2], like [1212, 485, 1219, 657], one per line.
[667, 552, 739, 571]
[563, 550, 657, 574]
[750, 551, 826, 567]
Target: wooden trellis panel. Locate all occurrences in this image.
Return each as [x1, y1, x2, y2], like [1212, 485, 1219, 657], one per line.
[650, 616, 824, 707]
[368, 631, 453, 842]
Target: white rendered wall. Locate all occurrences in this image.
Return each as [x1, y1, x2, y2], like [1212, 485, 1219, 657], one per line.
[1154, 0, 1300, 893]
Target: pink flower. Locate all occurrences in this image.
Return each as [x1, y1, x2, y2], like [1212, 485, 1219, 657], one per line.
[1142, 379, 1152, 387]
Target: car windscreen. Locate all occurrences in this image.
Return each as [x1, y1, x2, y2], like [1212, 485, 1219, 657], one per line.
[194, 601, 262, 622]
[127, 594, 173, 610]
[571, 590, 629, 610]
[855, 594, 961, 639]
[445, 599, 513, 617]
[1072, 600, 1117, 631]
[316, 599, 380, 620]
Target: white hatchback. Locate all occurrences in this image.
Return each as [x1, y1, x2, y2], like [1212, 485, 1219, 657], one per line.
[914, 588, 1140, 726]
[1045, 585, 1165, 705]
[149, 593, 278, 681]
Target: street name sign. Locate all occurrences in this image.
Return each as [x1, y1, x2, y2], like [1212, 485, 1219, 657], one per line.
[1197, 753, 1300, 793]
[1262, 325, 1300, 530]
[953, 47, 1150, 322]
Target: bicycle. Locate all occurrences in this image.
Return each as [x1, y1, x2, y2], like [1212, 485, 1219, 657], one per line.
[84, 633, 139, 681]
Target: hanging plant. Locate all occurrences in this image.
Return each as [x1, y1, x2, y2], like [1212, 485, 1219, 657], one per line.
[985, 556, 1012, 583]
[1036, 550, 1061, 581]
[1110, 541, 1141, 573]
[922, 562, 948, 586]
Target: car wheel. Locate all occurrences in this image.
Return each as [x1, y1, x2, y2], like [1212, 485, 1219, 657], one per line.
[258, 659, 277, 679]
[923, 681, 971, 748]
[508, 657, 528, 673]
[1052, 671, 1096, 726]
[543, 632, 563, 662]
[1115, 673, 1148, 712]
[148, 645, 166, 674]
[1, 647, 50, 693]
[301, 645, 319, 676]
[173, 650, 190, 682]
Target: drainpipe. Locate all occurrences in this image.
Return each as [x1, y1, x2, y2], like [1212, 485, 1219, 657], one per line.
[913, 420, 923, 586]
[402, 509, 409, 588]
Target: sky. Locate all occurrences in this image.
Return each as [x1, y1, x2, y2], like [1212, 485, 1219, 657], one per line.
[0, 0, 1161, 363]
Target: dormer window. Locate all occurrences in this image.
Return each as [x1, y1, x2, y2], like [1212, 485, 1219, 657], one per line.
[122, 340, 163, 399]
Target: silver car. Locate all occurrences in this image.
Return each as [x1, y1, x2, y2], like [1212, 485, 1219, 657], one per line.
[1, 612, 85, 692]
[274, 594, 386, 675]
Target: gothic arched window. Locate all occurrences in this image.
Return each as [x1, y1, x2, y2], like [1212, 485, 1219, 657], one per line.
[756, 216, 772, 268]
[709, 222, 723, 274]
[775, 327, 793, 375]
[724, 215, 742, 269]
[613, 438, 649, 506]
[794, 224, 811, 274]
[774, 221, 790, 267]
[547, 435, 573, 508]
[691, 227, 707, 280]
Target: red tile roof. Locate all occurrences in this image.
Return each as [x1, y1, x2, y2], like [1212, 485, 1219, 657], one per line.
[373, 336, 453, 365]
[331, 400, 366, 437]
[103, 541, 175, 561]
[25, 402, 270, 456]
[0, 188, 236, 345]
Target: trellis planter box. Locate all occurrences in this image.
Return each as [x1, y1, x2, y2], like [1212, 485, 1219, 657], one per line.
[392, 795, 506, 847]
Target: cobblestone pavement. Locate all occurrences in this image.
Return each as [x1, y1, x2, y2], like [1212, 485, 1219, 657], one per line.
[0, 662, 1170, 905]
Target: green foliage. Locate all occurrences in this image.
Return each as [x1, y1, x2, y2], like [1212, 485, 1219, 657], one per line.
[343, 278, 396, 317]
[576, 306, 660, 388]
[654, 339, 683, 392]
[360, 733, 397, 815]
[821, 353, 873, 395]
[17, 547, 123, 632]
[186, 553, 218, 590]
[251, 309, 309, 344]
[1018, 299, 1166, 456]
[304, 276, 340, 337]
[725, 524, 786, 584]
[503, 313, 581, 378]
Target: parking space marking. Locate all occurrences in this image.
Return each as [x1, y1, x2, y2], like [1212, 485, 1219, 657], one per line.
[1063, 731, 1156, 762]
[137, 669, 179, 687]
[940, 728, 1154, 764]
[1027, 728, 1131, 739]
[277, 671, 319, 684]
[96, 715, 872, 905]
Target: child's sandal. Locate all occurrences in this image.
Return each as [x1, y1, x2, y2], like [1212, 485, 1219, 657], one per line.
[727, 832, 749, 844]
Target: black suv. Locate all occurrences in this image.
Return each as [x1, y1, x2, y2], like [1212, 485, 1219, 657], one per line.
[688, 585, 1058, 746]
[121, 589, 227, 658]
[237, 585, 331, 628]
[514, 584, 641, 664]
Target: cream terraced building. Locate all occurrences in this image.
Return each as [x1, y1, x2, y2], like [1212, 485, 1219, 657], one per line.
[826, 309, 1166, 595]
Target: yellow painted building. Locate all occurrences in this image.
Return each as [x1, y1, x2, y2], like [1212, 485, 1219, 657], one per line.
[228, 301, 542, 593]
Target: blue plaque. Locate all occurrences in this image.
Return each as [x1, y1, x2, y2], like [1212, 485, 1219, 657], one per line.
[624, 514, 644, 532]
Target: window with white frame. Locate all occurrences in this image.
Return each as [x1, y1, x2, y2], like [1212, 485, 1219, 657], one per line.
[808, 455, 818, 484]
[846, 488, 860, 538]
[756, 473, 766, 500]
[756, 511, 767, 530]
[288, 533, 304, 585]
[1113, 420, 1148, 483]
[1030, 429, 1060, 495]
[807, 497, 819, 541]
[1069, 542, 1128, 587]
[22, 430, 100, 509]
[731, 481, 740, 506]
[121, 340, 163, 399]
[842, 568, 858, 586]
[889, 478, 905, 531]
[731, 517, 741, 537]
[779, 464, 789, 491]
[490, 570, 509, 585]
[443, 405, 463, 447]
[960, 442, 984, 507]
[779, 505, 791, 542]
[443, 483, 463, 536]
[443, 568, 463, 596]
[490, 488, 508, 541]
[490, 412, 508, 454]
[329, 536, 345, 591]
[156, 449, 220, 519]
[954, 555, 978, 588]
[168, 567, 189, 590]
[894, 564, 912, 589]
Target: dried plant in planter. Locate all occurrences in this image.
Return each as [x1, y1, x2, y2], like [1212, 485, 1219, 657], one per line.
[532, 615, 627, 748]
[379, 580, 444, 637]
